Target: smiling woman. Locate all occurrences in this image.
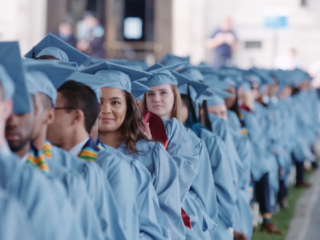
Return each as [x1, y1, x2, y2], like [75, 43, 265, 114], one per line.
[98, 87, 148, 153]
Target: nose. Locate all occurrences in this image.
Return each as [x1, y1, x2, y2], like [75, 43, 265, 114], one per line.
[101, 103, 112, 114]
[153, 93, 161, 102]
[6, 114, 18, 128]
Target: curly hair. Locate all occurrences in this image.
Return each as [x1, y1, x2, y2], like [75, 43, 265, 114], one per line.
[121, 91, 150, 154]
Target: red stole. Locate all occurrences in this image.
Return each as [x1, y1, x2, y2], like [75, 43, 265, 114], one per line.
[143, 110, 192, 229]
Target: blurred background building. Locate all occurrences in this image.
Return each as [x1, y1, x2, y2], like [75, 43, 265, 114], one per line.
[1, 0, 320, 72]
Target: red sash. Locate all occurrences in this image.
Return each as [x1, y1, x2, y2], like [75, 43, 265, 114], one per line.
[143, 110, 192, 229]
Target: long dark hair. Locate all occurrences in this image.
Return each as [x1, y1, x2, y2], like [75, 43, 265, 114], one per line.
[200, 100, 212, 131]
[121, 91, 150, 154]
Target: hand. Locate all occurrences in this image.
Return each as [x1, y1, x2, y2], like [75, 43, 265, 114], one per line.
[144, 122, 152, 140]
[224, 33, 236, 44]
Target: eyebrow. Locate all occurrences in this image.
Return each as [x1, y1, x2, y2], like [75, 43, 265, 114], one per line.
[109, 97, 122, 100]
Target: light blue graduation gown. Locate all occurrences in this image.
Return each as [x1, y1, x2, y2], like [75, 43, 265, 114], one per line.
[161, 118, 201, 239]
[98, 143, 171, 240]
[51, 146, 126, 240]
[0, 188, 34, 240]
[0, 143, 84, 240]
[186, 128, 218, 239]
[46, 156, 104, 240]
[226, 111, 253, 239]
[116, 140, 184, 240]
[240, 103, 279, 207]
[190, 123, 236, 240]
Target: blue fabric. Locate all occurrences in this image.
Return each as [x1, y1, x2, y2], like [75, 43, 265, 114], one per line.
[0, 143, 84, 240]
[24, 70, 57, 106]
[97, 143, 170, 240]
[186, 129, 218, 237]
[160, 53, 190, 66]
[0, 42, 32, 114]
[206, 95, 225, 107]
[45, 152, 104, 240]
[80, 61, 152, 92]
[23, 59, 76, 90]
[211, 29, 236, 59]
[116, 140, 185, 240]
[0, 188, 34, 240]
[51, 145, 127, 240]
[24, 33, 90, 66]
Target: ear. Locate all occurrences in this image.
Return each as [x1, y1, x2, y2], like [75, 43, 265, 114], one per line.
[72, 109, 84, 126]
[3, 99, 13, 121]
[44, 108, 55, 125]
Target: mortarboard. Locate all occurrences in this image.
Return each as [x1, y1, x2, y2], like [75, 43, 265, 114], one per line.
[143, 62, 187, 87]
[0, 42, 31, 114]
[80, 61, 152, 92]
[160, 53, 190, 66]
[24, 33, 90, 66]
[23, 60, 75, 89]
[206, 95, 226, 107]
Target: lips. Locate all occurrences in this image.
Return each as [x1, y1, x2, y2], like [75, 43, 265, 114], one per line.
[152, 105, 163, 108]
[101, 117, 115, 123]
[5, 131, 21, 141]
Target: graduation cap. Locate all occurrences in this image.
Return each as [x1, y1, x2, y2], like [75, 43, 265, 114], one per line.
[0, 42, 31, 114]
[79, 58, 128, 70]
[0, 65, 15, 99]
[177, 65, 205, 82]
[23, 60, 76, 89]
[160, 53, 190, 66]
[23, 69, 57, 106]
[24, 33, 90, 66]
[80, 61, 152, 92]
[131, 81, 150, 99]
[206, 95, 226, 107]
[143, 62, 187, 87]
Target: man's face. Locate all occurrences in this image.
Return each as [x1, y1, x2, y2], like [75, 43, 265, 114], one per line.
[5, 112, 34, 152]
[46, 92, 73, 147]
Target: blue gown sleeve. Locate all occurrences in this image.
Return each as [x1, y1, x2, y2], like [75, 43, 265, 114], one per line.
[163, 118, 200, 201]
[0, 188, 34, 240]
[47, 159, 104, 240]
[0, 153, 84, 240]
[96, 150, 140, 240]
[52, 146, 127, 240]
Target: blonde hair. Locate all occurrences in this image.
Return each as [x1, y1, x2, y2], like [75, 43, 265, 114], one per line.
[141, 84, 182, 121]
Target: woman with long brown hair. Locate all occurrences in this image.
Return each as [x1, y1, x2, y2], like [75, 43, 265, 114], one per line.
[140, 63, 218, 239]
[81, 61, 184, 240]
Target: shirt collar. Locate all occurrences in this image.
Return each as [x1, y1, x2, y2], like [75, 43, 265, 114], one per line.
[68, 137, 90, 156]
[21, 153, 29, 163]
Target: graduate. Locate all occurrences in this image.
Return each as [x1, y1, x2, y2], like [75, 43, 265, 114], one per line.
[80, 61, 183, 240]
[178, 65, 251, 240]
[1, 41, 84, 240]
[140, 63, 219, 239]
[22, 62, 108, 240]
[229, 72, 283, 234]
[44, 78, 139, 239]
[67, 70, 172, 240]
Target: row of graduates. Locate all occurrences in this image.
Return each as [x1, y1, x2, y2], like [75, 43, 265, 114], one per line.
[0, 33, 318, 240]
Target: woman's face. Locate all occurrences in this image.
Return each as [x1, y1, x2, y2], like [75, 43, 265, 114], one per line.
[207, 104, 228, 121]
[99, 88, 127, 133]
[146, 84, 175, 120]
[224, 86, 237, 109]
[180, 100, 189, 125]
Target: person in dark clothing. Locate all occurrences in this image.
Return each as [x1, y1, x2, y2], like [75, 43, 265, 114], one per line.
[53, 21, 77, 48]
[206, 17, 237, 68]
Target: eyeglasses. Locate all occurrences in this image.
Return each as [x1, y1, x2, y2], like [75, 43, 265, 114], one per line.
[54, 107, 76, 110]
